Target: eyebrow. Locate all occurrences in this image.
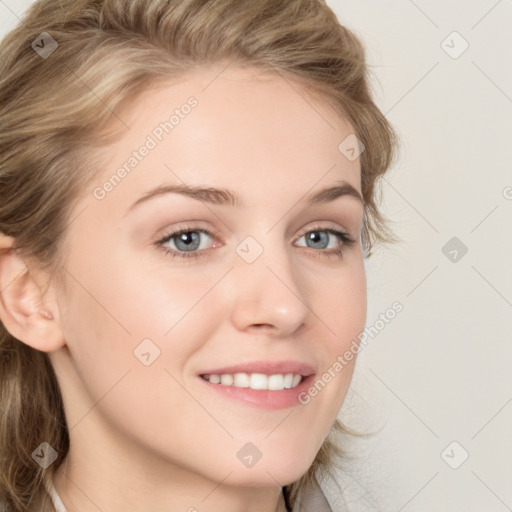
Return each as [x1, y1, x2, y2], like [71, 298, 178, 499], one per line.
[125, 180, 364, 214]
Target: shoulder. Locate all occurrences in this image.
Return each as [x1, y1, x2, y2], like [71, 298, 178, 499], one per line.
[291, 478, 334, 512]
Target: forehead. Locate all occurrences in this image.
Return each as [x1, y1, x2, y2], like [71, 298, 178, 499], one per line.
[104, 64, 356, 154]
[85, 64, 362, 215]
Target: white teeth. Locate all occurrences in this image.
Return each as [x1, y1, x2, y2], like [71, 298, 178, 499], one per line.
[292, 374, 301, 387]
[250, 373, 268, 390]
[233, 373, 250, 387]
[283, 373, 294, 388]
[202, 372, 304, 390]
[267, 374, 284, 390]
[220, 374, 233, 386]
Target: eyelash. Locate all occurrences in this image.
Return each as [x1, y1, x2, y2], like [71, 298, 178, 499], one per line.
[154, 224, 356, 261]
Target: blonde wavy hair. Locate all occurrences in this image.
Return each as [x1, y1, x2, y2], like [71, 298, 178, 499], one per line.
[0, 0, 400, 510]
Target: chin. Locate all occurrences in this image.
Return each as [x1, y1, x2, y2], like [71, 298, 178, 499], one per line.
[215, 450, 317, 488]
[220, 467, 311, 489]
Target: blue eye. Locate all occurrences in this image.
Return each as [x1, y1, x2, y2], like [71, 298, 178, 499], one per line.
[156, 227, 216, 260]
[154, 225, 355, 260]
[296, 227, 355, 260]
[297, 229, 351, 251]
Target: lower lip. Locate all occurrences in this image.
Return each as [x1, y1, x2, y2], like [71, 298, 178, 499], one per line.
[197, 374, 315, 410]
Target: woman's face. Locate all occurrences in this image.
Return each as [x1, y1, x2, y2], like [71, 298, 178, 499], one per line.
[51, 64, 367, 489]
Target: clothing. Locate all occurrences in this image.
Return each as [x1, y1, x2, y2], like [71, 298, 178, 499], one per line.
[45, 477, 334, 512]
[290, 478, 334, 512]
[44, 479, 67, 512]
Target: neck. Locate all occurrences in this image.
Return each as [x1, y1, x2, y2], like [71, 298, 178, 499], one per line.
[53, 453, 289, 512]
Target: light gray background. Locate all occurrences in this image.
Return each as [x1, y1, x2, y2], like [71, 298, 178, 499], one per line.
[1, 1, 511, 511]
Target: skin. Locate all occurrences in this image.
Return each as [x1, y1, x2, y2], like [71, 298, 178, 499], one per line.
[0, 64, 366, 512]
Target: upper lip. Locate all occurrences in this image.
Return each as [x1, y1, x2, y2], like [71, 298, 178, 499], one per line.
[199, 360, 316, 377]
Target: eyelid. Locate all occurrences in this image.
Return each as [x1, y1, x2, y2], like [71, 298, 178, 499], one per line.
[295, 221, 351, 238]
[155, 220, 352, 245]
[155, 221, 219, 244]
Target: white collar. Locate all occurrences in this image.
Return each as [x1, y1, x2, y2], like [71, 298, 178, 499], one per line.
[44, 478, 332, 512]
[44, 479, 67, 512]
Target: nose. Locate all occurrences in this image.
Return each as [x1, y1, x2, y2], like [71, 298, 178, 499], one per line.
[228, 241, 311, 338]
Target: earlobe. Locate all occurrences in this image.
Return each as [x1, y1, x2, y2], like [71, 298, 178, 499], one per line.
[0, 234, 65, 353]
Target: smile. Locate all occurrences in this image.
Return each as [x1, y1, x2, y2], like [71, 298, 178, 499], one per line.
[200, 373, 303, 391]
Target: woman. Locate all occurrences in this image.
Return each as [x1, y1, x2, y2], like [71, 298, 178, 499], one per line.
[0, 0, 399, 510]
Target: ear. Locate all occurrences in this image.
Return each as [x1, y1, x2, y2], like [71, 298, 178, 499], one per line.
[0, 234, 65, 352]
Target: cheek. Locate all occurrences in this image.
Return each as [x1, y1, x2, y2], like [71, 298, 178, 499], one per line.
[297, 258, 366, 420]
[57, 239, 218, 416]
[316, 256, 367, 351]
[56, 254, 211, 465]
[60, 227, 208, 341]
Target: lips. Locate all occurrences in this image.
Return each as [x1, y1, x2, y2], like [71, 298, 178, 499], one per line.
[198, 371, 316, 409]
[198, 360, 316, 377]
[196, 360, 317, 409]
